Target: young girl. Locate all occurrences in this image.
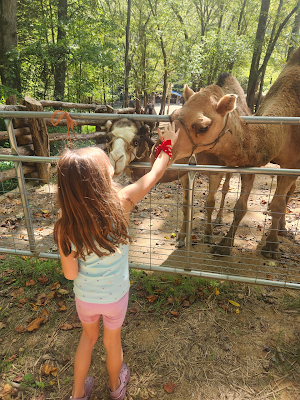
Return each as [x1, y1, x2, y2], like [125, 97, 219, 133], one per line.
[54, 122, 179, 400]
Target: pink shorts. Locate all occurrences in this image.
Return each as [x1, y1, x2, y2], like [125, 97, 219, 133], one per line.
[75, 292, 129, 330]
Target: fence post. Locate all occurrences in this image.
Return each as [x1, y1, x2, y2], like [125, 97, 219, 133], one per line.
[186, 154, 197, 269]
[4, 118, 37, 255]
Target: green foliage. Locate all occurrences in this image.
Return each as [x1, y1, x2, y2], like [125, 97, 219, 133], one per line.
[0, 0, 297, 104]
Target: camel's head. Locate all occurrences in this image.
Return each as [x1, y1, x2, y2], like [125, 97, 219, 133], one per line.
[106, 118, 154, 174]
[169, 84, 237, 164]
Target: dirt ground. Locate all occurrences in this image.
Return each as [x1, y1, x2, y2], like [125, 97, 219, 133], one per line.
[0, 265, 300, 400]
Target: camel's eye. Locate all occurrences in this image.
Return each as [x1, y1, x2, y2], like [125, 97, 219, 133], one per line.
[132, 139, 139, 147]
[192, 124, 209, 134]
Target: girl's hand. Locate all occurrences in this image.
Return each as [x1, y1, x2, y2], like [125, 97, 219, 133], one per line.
[158, 122, 180, 147]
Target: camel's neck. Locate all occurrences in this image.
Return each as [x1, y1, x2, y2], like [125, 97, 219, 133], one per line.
[212, 112, 274, 167]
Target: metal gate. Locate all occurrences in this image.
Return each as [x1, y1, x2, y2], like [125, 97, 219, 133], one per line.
[1, 111, 300, 289]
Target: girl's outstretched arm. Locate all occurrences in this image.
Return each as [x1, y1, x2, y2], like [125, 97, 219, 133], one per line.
[119, 122, 179, 206]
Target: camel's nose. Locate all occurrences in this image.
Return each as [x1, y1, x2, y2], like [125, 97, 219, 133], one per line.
[109, 151, 126, 175]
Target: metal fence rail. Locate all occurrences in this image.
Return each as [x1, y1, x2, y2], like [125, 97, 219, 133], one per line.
[1, 111, 300, 289]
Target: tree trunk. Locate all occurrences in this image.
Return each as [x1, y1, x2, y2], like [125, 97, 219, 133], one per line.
[54, 0, 68, 101]
[0, 0, 21, 94]
[287, 1, 300, 60]
[24, 96, 51, 184]
[124, 0, 131, 107]
[246, 0, 270, 113]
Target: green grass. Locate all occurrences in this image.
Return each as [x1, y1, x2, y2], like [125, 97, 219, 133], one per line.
[0, 255, 70, 289]
[129, 269, 226, 312]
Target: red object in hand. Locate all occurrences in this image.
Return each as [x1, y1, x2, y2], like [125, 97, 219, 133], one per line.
[155, 137, 172, 159]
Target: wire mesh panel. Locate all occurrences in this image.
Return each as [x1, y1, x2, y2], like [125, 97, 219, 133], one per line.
[0, 163, 58, 256]
[125, 166, 300, 288]
[1, 159, 300, 288]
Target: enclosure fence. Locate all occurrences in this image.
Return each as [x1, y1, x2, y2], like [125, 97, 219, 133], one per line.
[1, 111, 300, 290]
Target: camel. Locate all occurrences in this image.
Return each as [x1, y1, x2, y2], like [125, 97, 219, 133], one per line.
[105, 117, 231, 247]
[168, 48, 300, 259]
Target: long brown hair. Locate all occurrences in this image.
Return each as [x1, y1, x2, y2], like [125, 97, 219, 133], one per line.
[53, 147, 130, 259]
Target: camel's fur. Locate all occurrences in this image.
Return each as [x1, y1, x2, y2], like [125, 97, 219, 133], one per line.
[170, 47, 300, 258]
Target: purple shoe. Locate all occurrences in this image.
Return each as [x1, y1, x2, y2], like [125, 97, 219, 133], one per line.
[109, 363, 130, 400]
[70, 376, 94, 400]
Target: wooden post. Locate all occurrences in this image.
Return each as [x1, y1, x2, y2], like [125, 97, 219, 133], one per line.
[24, 96, 51, 184]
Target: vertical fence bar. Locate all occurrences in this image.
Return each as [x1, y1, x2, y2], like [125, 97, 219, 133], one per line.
[186, 154, 197, 269]
[4, 118, 37, 254]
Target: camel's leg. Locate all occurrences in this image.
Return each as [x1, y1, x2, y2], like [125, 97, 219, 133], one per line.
[278, 182, 296, 240]
[203, 172, 224, 243]
[214, 173, 232, 225]
[212, 174, 255, 256]
[262, 175, 298, 259]
[176, 174, 189, 248]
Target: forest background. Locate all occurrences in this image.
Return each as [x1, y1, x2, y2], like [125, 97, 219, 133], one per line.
[1, 0, 300, 116]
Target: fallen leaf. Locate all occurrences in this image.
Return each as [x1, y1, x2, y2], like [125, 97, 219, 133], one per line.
[164, 382, 176, 393]
[26, 309, 50, 331]
[18, 298, 28, 307]
[174, 278, 181, 286]
[37, 274, 49, 285]
[170, 311, 179, 317]
[60, 323, 73, 331]
[166, 297, 174, 305]
[0, 322, 7, 330]
[182, 300, 190, 307]
[1, 383, 16, 399]
[42, 363, 58, 377]
[47, 291, 56, 299]
[146, 295, 158, 303]
[215, 287, 220, 295]
[57, 305, 67, 312]
[26, 279, 35, 286]
[14, 326, 26, 333]
[58, 288, 69, 295]
[129, 308, 139, 314]
[56, 299, 66, 307]
[50, 282, 61, 290]
[220, 342, 231, 351]
[165, 194, 172, 198]
[35, 293, 48, 306]
[189, 294, 196, 304]
[29, 303, 38, 311]
[5, 278, 16, 285]
[11, 287, 24, 298]
[228, 300, 240, 307]
[13, 374, 23, 383]
[6, 354, 17, 362]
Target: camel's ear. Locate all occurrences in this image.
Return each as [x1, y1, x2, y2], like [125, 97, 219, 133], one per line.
[183, 84, 195, 101]
[216, 94, 237, 116]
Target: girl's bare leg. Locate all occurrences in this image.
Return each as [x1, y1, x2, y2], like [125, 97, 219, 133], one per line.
[72, 320, 99, 399]
[103, 325, 123, 392]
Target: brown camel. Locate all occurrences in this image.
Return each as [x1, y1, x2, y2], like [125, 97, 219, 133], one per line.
[168, 48, 300, 259]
